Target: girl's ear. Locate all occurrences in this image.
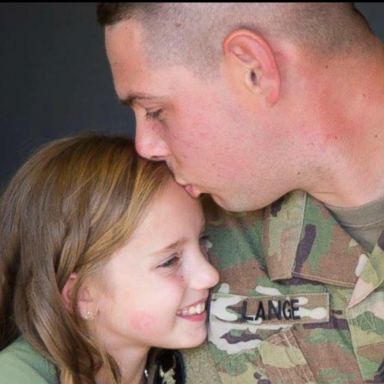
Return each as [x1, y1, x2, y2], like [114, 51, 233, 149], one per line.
[61, 273, 96, 320]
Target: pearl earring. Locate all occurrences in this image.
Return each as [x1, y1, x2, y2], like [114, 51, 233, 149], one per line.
[84, 310, 94, 320]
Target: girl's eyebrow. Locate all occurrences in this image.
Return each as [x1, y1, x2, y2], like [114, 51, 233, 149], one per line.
[152, 238, 187, 256]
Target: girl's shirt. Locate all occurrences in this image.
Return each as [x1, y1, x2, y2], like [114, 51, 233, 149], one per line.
[0, 337, 57, 384]
[0, 337, 209, 384]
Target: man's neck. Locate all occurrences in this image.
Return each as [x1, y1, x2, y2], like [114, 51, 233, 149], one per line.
[300, 41, 384, 208]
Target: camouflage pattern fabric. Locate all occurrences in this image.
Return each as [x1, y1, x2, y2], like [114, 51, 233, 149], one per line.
[203, 190, 384, 384]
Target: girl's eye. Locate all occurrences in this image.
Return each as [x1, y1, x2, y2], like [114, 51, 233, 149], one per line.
[145, 109, 163, 120]
[158, 254, 180, 269]
[199, 235, 213, 255]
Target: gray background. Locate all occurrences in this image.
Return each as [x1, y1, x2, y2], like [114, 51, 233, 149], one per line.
[1, 3, 383, 189]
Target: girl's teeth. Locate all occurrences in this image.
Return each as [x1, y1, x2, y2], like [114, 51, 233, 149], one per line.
[180, 302, 205, 316]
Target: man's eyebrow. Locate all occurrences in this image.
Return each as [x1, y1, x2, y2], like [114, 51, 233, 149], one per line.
[119, 92, 159, 107]
[152, 238, 187, 255]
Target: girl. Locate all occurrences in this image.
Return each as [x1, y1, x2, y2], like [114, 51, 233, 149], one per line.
[0, 134, 219, 384]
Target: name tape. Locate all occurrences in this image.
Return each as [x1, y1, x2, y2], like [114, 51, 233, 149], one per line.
[211, 292, 330, 325]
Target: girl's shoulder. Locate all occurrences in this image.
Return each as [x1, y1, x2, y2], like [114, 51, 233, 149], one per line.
[0, 337, 58, 384]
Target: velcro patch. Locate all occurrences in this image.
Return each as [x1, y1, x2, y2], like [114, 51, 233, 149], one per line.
[210, 292, 330, 325]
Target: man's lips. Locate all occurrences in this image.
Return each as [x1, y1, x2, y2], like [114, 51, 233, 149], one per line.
[175, 179, 200, 198]
[184, 184, 200, 198]
[173, 173, 201, 198]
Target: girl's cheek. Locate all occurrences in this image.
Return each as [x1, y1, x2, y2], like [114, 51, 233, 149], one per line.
[129, 310, 159, 334]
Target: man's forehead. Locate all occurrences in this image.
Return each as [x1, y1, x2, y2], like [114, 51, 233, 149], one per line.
[105, 21, 201, 103]
[105, 19, 143, 57]
[105, 21, 149, 98]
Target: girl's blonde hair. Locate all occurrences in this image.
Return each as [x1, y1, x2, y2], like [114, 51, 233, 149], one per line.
[0, 133, 171, 383]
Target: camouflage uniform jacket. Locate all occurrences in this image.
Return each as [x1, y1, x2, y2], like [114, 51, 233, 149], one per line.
[198, 190, 384, 384]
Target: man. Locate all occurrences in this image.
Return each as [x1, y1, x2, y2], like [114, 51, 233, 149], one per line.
[97, 3, 384, 383]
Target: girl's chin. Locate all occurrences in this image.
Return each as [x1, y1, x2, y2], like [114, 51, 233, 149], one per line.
[175, 329, 208, 349]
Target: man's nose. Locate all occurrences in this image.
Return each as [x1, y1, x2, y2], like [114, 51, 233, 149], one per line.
[135, 124, 170, 161]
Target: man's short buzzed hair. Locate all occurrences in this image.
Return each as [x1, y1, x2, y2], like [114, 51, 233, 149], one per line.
[97, 3, 373, 75]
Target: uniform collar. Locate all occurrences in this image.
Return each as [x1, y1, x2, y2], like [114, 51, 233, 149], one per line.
[349, 233, 384, 307]
[262, 191, 384, 306]
[263, 191, 366, 288]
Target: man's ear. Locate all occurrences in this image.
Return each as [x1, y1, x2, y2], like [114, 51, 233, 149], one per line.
[223, 29, 280, 104]
[61, 273, 96, 320]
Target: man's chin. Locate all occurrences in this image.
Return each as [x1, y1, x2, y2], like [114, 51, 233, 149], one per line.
[211, 194, 257, 213]
[211, 194, 235, 211]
